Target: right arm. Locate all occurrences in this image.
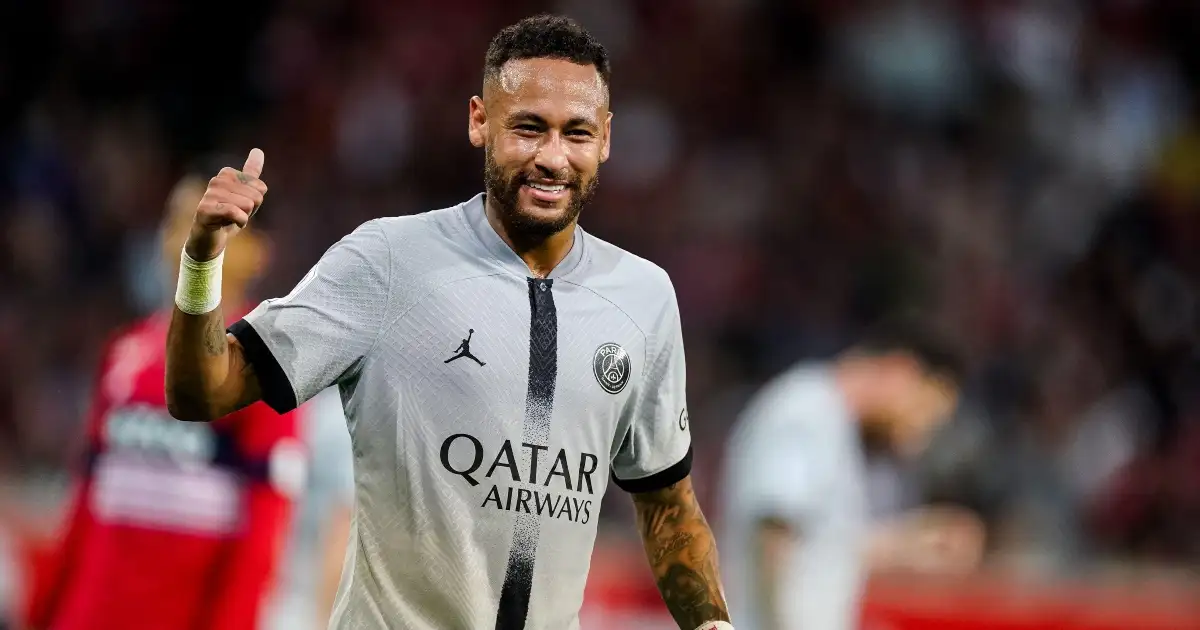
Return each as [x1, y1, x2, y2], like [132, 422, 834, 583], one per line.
[164, 309, 262, 422]
[165, 149, 268, 422]
[165, 148, 392, 421]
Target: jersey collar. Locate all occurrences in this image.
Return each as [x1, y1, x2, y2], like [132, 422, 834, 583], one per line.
[462, 192, 586, 280]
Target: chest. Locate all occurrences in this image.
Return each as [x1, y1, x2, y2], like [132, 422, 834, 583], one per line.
[372, 275, 646, 450]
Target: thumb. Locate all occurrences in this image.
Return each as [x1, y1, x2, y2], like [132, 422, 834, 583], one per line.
[242, 148, 265, 178]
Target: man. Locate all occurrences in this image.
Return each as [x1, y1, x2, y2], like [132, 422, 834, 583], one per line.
[266, 386, 355, 630]
[26, 174, 342, 630]
[165, 14, 733, 630]
[719, 318, 984, 630]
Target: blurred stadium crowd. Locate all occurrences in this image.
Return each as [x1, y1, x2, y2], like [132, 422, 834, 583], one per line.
[3, 0, 1200, 625]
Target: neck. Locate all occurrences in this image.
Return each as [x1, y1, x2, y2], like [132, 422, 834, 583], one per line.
[484, 197, 576, 279]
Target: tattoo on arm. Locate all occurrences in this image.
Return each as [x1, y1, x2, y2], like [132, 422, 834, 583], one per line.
[202, 315, 227, 357]
[236, 172, 261, 218]
[633, 477, 730, 628]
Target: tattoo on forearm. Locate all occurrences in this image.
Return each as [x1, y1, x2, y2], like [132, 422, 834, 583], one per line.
[202, 316, 227, 357]
[651, 531, 694, 567]
[641, 501, 683, 539]
[660, 563, 726, 625]
[634, 480, 730, 628]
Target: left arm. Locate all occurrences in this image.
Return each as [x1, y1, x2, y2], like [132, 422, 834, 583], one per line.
[615, 276, 731, 629]
[631, 475, 730, 629]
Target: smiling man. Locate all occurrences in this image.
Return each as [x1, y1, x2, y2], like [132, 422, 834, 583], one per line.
[163, 14, 732, 630]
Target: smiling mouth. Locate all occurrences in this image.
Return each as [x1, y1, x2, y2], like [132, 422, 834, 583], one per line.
[521, 180, 571, 204]
[527, 182, 566, 193]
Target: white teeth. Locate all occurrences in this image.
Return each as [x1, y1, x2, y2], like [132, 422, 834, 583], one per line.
[528, 183, 565, 193]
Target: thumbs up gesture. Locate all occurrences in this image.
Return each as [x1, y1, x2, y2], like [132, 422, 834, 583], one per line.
[185, 148, 268, 262]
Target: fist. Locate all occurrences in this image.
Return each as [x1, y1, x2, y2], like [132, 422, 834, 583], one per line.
[186, 148, 267, 261]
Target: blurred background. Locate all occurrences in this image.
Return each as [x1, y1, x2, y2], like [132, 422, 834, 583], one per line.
[3, 0, 1200, 628]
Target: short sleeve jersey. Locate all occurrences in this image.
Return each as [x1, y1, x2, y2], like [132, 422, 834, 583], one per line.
[229, 193, 692, 630]
[718, 364, 869, 630]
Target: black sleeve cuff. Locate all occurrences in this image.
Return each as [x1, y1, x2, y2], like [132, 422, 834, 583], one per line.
[228, 319, 299, 414]
[611, 446, 693, 493]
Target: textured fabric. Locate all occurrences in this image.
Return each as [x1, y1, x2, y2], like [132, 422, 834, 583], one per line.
[718, 365, 868, 630]
[233, 194, 692, 630]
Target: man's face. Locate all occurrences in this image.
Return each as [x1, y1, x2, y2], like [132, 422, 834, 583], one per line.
[889, 370, 959, 458]
[469, 57, 611, 239]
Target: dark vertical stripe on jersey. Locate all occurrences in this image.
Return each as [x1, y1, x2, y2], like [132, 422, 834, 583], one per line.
[495, 278, 558, 630]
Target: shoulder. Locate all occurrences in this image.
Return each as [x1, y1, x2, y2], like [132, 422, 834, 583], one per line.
[737, 364, 838, 436]
[368, 203, 464, 243]
[91, 316, 162, 409]
[356, 204, 489, 284]
[574, 231, 679, 333]
[728, 366, 847, 482]
[101, 316, 162, 368]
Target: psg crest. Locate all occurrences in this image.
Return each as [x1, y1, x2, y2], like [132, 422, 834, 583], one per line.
[592, 342, 631, 395]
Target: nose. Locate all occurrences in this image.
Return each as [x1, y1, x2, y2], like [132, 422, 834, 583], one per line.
[533, 132, 569, 176]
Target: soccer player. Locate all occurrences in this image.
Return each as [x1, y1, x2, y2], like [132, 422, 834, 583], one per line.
[164, 14, 733, 630]
[719, 318, 984, 630]
[27, 173, 318, 630]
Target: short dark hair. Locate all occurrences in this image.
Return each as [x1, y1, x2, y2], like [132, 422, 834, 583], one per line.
[854, 314, 967, 385]
[484, 14, 611, 90]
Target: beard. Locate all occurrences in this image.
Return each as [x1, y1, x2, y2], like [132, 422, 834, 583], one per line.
[484, 146, 598, 241]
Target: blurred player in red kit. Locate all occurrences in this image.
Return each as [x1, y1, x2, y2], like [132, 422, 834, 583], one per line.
[27, 171, 317, 630]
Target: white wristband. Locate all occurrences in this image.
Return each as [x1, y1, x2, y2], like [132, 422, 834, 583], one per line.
[693, 623, 734, 630]
[175, 249, 224, 315]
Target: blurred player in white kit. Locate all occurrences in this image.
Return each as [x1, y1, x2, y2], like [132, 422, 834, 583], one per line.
[265, 387, 354, 630]
[719, 317, 985, 630]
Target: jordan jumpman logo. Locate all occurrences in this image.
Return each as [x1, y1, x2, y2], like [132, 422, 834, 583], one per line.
[445, 329, 486, 366]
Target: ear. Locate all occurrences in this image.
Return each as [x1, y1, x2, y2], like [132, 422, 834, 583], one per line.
[468, 96, 488, 148]
[600, 111, 613, 163]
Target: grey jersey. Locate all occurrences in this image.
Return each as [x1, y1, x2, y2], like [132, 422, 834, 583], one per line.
[229, 194, 692, 630]
[718, 365, 867, 630]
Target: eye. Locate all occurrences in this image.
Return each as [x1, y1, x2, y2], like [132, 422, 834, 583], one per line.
[566, 129, 594, 138]
[514, 124, 540, 134]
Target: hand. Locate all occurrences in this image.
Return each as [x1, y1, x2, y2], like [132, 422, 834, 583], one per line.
[185, 148, 268, 262]
[900, 505, 986, 574]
